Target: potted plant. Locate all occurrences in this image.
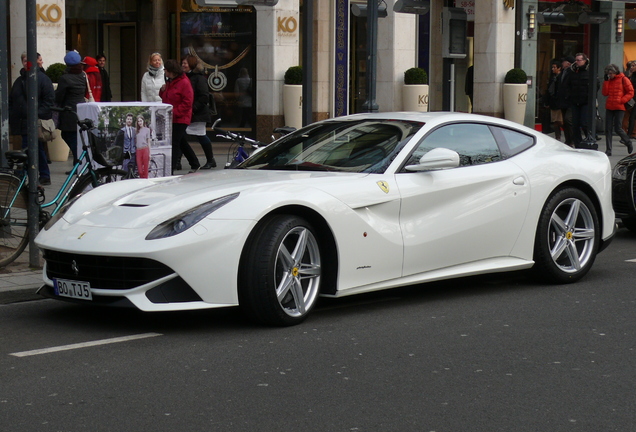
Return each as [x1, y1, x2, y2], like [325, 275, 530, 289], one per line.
[45, 62, 67, 87]
[402, 67, 429, 112]
[283, 66, 303, 129]
[503, 68, 528, 124]
[44, 62, 71, 161]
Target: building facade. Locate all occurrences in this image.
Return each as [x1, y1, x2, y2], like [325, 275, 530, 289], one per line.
[6, 0, 633, 141]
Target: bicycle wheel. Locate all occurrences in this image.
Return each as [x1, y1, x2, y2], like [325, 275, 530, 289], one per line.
[69, 167, 128, 198]
[0, 173, 29, 267]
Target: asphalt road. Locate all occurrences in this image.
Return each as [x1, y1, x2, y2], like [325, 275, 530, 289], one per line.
[2, 228, 636, 432]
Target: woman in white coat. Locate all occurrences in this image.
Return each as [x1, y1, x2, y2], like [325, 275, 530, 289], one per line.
[141, 52, 164, 102]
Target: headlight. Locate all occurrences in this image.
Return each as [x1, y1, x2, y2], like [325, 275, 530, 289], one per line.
[613, 164, 628, 181]
[145, 193, 239, 240]
[43, 195, 81, 230]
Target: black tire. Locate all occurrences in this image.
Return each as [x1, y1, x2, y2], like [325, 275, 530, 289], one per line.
[533, 187, 599, 283]
[239, 215, 322, 326]
[69, 167, 128, 198]
[0, 173, 29, 267]
[621, 217, 636, 232]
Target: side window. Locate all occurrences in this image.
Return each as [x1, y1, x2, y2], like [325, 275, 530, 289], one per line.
[490, 126, 535, 158]
[405, 123, 502, 167]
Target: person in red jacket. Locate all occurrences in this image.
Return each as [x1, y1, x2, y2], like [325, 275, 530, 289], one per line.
[159, 59, 200, 173]
[83, 56, 102, 102]
[602, 63, 634, 156]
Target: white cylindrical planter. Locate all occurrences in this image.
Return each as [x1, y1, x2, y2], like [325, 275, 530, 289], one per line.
[283, 84, 303, 129]
[402, 84, 429, 112]
[49, 129, 69, 162]
[503, 83, 528, 124]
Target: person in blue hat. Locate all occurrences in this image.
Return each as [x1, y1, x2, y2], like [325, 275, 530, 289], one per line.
[55, 51, 87, 164]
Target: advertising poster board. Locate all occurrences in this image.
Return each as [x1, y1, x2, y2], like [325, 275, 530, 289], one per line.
[76, 102, 173, 178]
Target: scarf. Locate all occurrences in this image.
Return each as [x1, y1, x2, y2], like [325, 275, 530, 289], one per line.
[147, 65, 162, 77]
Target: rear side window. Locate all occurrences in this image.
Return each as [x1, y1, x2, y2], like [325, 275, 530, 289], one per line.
[490, 126, 535, 158]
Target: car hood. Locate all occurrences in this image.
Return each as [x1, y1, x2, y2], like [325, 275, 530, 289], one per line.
[60, 169, 379, 229]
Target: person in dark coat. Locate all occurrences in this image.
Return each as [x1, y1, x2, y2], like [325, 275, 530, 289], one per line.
[625, 61, 636, 138]
[181, 55, 216, 169]
[96, 54, 112, 102]
[542, 59, 563, 141]
[55, 50, 88, 163]
[9, 52, 54, 184]
[557, 55, 575, 146]
[565, 53, 592, 147]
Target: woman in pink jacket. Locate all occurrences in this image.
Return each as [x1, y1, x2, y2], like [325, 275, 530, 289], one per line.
[602, 63, 634, 156]
[159, 59, 200, 173]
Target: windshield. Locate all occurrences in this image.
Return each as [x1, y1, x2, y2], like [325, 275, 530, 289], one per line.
[240, 119, 424, 173]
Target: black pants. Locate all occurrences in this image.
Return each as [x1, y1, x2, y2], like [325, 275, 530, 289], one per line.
[172, 123, 199, 173]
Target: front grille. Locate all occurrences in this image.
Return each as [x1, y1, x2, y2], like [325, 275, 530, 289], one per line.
[43, 249, 174, 290]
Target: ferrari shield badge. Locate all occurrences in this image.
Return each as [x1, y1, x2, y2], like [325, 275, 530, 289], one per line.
[377, 181, 389, 194]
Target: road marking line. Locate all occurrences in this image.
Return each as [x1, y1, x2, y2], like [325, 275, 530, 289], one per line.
[9, 333, 163, 357]
[626, 259, 636, 262]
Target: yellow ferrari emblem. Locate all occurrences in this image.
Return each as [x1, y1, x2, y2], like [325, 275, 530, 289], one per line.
[377, 181, 389, 194]
[566, 231, 573, 240]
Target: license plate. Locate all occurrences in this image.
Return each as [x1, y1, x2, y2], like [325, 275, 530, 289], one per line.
[53, 278, 93, 300]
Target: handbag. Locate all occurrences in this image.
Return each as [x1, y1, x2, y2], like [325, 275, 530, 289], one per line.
[85, 73, 95, 103]
[626, 98, 636, 110]
[37, 118, 56, 142]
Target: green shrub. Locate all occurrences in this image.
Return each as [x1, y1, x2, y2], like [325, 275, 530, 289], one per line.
[504, 68, 527, 84]
[404, 67, 428, 85]
[45, 63, 67, 83]
[284, 66, 303, 85]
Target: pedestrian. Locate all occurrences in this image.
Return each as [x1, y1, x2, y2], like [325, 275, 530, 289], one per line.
[83, 56, 102, 102]
[55, 50, 88, 164]
[8, 52, 54, 185]
[141, 52, 164, 102]
[96, 54, 112, 102]
[543, 59, 563, 141]
[558, 55, 575, 146]
[235, 67, 253, 128]
[602, 63, 634, 156]
[565, 53, 591, 147]
[181, 55, 217, 169]
[465, 65, 474, 111]
[159, 59, 199, 173]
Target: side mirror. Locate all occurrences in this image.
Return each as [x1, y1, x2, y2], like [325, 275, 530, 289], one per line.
[405, 147, 460, 171]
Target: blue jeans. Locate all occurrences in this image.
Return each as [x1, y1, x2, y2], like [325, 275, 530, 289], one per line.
[21, 135, 51, 179]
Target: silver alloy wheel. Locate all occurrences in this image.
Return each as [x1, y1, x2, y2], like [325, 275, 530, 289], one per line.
[548, 197, 596, 273]
[274, 226, 321, 317]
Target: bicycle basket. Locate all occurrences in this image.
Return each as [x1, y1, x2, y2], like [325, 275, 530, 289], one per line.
[87, 128, 124, 167]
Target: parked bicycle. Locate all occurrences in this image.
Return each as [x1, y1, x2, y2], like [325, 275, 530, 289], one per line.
[0, 107, 127, 267]
[212, 118, 295, 168]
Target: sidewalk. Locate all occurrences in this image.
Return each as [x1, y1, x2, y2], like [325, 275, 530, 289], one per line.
[0, 135, 630, 304]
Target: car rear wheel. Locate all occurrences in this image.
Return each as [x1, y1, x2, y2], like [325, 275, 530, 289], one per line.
[533, 187, 599, 283]
[239, 215, 322, 326]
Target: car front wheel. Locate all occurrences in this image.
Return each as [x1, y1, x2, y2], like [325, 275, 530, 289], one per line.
[239, 215, 322, 326]
[533, 188, 599, 283]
